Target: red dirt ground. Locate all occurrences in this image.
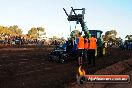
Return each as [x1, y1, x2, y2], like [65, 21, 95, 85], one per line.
[0, 45, 131, 88]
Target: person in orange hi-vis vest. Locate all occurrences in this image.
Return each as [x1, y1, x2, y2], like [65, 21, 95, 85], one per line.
[88, 35, 97, 66]
[76, 32, 84, 66]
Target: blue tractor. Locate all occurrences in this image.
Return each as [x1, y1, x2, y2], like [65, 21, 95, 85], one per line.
[124, 40, 132, 50]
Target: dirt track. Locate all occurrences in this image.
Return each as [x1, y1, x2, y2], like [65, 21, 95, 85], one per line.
[0, 46, 131, 88]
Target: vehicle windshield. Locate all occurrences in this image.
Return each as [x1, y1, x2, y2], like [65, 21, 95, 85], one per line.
[97, 32, 101, 39]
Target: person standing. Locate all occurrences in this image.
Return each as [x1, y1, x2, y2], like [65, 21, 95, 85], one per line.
[88, 35, 97, 66]
[66, 38, 73, 57]
[77, 32, 84, 65]
[72, 37, 77, 58]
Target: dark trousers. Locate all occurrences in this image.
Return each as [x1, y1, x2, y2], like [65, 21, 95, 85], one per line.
[83, 49, 88, 60]
[88, 49, 95, 66]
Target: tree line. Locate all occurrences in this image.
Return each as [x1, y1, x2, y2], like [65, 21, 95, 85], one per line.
[0, 25, 131, 45]
[0, 25, 45, 40]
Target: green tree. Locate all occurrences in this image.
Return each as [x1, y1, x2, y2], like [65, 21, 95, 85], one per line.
[37, 27, 44, 32]
[37, 27, 45, 39]
[52, 36, 58, 40]
[28, 27, 45, 39]
[104, 30, 117, 41]
[115, 37, 123, 45]
[28, 27, 37, 39]
[9, 25, 23, 36]
[0, 26, 13, 39]
[70, 30, 80, 38]
[0, 26, 11, 35]
[103, 30, 118, 45]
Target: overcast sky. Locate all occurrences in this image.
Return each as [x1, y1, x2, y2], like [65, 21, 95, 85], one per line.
[0, 0, 131, 39]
